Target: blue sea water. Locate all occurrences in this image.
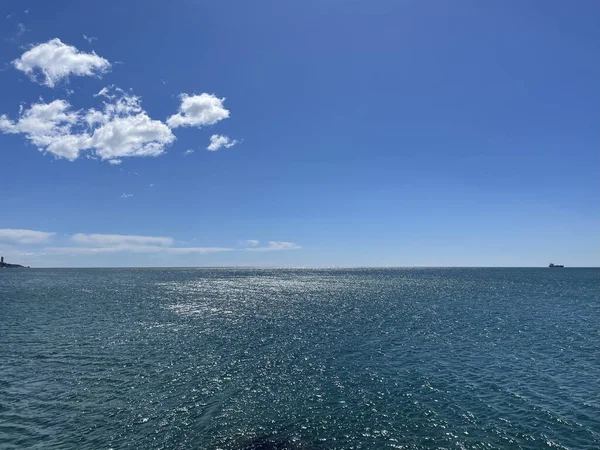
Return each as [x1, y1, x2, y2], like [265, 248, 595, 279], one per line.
[0, 268, 598, 449]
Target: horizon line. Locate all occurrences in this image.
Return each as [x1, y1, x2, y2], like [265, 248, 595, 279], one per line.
[3, 265, 599, 270]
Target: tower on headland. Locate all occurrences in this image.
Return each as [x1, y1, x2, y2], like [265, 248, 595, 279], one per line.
[0, 256, 27, 268]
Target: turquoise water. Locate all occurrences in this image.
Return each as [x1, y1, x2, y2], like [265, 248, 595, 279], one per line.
[1, 268, 598, 449]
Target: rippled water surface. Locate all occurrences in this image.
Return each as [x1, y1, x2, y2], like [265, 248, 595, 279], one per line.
[1, 268, 599, 449]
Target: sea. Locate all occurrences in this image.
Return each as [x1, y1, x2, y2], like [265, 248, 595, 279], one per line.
[0, 268, 598, 449]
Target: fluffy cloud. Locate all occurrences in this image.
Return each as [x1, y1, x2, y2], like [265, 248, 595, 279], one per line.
[0, 88, 175, 161]
[0, 100, 77, 135]
[3, 39, 237, 163]
[71, 233, 174, 247]
[13, 38, 110, 87]
[0, 99, 82, 159]
[86, 88, 175, 160]
[0, 228, 55, 244]
[207, 134, 238, 151]
[90, 112, 174, 160]
[246, 241, 301, 251]
[167, 93, 230, 128]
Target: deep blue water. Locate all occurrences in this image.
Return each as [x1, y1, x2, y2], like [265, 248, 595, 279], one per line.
[0, 268, 599, 449]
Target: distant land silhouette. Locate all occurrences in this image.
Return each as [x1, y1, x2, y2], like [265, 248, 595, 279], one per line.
[0, 256, 29, 268]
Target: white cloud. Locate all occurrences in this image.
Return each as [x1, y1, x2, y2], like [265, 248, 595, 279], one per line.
[13, 38, 110, 87]
[2, 228, 300, 258]
[246, 241, 301, 251]
[207, 134, 238, 151]
[120, 193, 133, 198]
[82, 34, 97, 44]
[71, 233, 173, 247]
[184, 149, 195, 156]
[167, 93, 229, 128]
[50, 242, 233, 255]
[94, 86, 112, 98]
[90, 111, 174, 159]
[108, 159, 121, 165]
[44, 246, 170, 255]
[81, 88, 175, 160]
[0, 88, 175, 161]
[0, 228, 55, 244]
[0, 99, 84, 160]
[50, 232, 232, 255]
[46, 245, 234, 255]
[0, 99, 78, 135]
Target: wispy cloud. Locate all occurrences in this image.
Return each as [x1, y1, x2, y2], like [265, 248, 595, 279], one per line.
[82, 34, 97, 44]
[0, 242, 39, 260]
[57, 232, 229, 255]
[4, 22, 29, 44]
[72, 233, 173, 247]
[165, 246, 233, 254]
[183, 148, 195, 156]
[0, 228, 55, 244]
[120, 193, 133, 199]
[207, 134, 238, 151]
[46, 245, 234, 255]
[16, 23, 27, 36]
[246, 241, 301, 251]
[2, 229, 300, 258]
[13, 38, 110, 87]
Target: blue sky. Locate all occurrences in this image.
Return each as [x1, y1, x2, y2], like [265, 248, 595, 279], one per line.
[0, 0, 598, 267]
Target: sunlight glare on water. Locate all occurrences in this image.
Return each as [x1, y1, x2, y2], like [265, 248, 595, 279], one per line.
[1, 268, 599, 449]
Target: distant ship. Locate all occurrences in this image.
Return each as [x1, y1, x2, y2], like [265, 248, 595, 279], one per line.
[548, 263, 564, 268]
